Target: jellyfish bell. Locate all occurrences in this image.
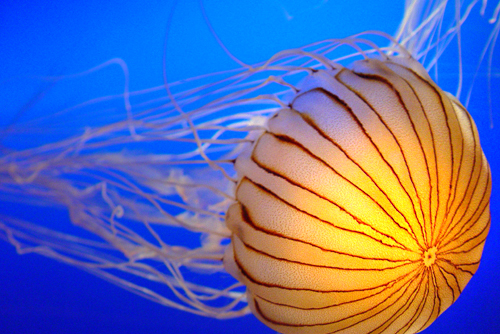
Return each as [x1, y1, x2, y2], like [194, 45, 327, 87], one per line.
[223, 52, 491, 333]
[0, 0, 498, 333]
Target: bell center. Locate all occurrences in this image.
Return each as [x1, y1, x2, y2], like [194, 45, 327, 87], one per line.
[423, 246, 438, 267]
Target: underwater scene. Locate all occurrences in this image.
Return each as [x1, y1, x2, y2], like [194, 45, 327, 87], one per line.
[0, 1, 499, 333]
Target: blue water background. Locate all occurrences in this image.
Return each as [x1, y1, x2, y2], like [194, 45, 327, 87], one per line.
[0, 1, 498, 333]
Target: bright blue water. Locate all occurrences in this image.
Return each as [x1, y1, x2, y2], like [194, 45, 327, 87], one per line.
[0, 1, 498, 333]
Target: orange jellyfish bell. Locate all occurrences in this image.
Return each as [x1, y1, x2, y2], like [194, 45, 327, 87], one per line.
[224, 55, 491, 334]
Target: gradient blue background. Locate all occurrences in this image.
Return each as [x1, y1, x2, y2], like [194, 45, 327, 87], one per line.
[0, 1, 498, 333]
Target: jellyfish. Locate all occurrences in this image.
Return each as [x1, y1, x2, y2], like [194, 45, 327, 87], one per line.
[0, 0, 498, 333]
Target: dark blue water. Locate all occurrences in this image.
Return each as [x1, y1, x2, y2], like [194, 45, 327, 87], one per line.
[0, 1, 499, 333]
